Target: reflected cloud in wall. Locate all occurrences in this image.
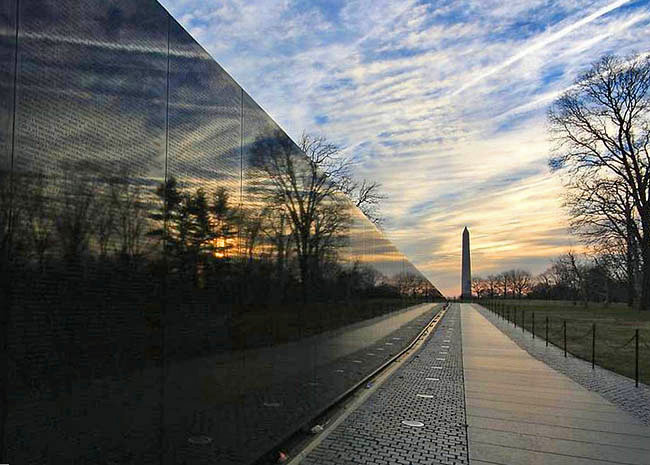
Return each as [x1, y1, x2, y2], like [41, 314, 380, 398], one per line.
[160, 0, 650, 297]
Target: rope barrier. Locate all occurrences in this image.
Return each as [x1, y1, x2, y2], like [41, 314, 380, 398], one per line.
[569, 326, 594, 341]
[601, 334, 637, 351]
[480, 303, 644, 386]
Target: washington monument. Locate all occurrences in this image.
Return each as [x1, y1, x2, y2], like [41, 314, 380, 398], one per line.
[461, 227, 472, 299]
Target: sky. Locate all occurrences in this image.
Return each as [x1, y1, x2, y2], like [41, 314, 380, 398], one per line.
[158, 0, 650, 296]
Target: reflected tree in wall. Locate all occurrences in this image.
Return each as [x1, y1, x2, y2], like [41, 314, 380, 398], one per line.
[250, 130, 351, 299]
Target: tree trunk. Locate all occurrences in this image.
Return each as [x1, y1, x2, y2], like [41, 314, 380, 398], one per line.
[640, 244, 650, 311]
[299, 255, 309, 303]
[625, 215, 639, 307]
[626, 241, 637, 307]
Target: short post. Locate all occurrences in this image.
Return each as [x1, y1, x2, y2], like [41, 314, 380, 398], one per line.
[545, 316, 549, 347]
[591, 323, 596, 370]
[563, 320, 567, 358]
[532, 312, 535, 339]
[636, 329, 639, 388]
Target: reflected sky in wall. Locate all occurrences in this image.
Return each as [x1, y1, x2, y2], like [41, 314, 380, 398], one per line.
[159, 0, 650, 295]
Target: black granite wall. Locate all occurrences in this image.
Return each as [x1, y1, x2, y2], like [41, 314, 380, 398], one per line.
[0, 1, 442, 463]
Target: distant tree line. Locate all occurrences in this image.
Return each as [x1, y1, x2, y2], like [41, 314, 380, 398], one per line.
[473, 251, 634, 305]
[0, 129, 434, 306]
[472, 269, 532, 300]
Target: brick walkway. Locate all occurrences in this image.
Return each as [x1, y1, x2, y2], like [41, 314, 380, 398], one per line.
[301, 304, 469, 465]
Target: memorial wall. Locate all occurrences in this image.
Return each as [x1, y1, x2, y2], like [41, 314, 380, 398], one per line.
[0, 0, 443, 463]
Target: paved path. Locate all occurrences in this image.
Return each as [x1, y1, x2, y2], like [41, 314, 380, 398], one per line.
[473, 303, 650, 425]
[298, 303, 650, 465]
[462, 303, 650, 465]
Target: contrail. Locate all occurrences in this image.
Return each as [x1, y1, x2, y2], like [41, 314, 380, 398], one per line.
[452, 0, 630, 96]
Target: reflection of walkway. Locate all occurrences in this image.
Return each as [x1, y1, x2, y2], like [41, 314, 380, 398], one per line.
[462, 303, 650, 465]
[300, 304, 650, 465]
[167, 302, 442, 463]
[5, 302, 441, 465]
[177, 302, 439, 397]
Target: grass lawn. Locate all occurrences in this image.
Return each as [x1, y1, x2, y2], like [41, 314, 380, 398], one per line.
[482, 299, 650, 385]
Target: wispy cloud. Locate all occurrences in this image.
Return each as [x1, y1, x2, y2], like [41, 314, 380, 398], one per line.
[451, 0, 631, 96]
[159, 0, 650, 295]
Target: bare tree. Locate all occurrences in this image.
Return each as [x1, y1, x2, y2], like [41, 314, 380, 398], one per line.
[510, 269, 532, 299]
[555, 252, 590, 306]
[250, 130, 351, 298]
[111, 179, 149, 260]
[499, 272, 509, 298]
[548, 54, 650, 309]
[302, 132, 387, 227]
[260, 204, 292, 279]
[485, 274, 500, 297]
[339, 177, 387, 227]
[565, 175, 640, 306]
[501, 270, 517, 298]
[55, 174, 96, 267]
[472, 276, 488, 299]
[493, 269, 533, 299]
[533, 270, 556, 299]
[22, 173, 55, 270]
[395, 271, 429, 298]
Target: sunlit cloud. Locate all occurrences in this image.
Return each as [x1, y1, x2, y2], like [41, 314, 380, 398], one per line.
[159, 0, 650, 296]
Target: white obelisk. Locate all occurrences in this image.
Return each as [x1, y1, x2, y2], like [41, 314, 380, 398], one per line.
[461, 227, 472, 299]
